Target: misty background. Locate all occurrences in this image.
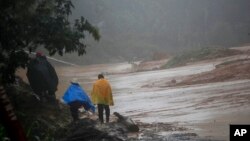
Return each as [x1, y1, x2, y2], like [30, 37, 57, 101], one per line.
[51, 0, 250, 65]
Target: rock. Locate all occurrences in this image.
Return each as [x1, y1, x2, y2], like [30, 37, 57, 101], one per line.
[114, 112, 139, 132]
[56, 119, 123, 141]
[171, 79, 177, 84]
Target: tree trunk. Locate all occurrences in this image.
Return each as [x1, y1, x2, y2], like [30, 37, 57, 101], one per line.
[0, 85, 28, 141]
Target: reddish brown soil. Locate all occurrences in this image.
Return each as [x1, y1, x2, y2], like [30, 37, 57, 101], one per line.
[177, 58, 250, 86]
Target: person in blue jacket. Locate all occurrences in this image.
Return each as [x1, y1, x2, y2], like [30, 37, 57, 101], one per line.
[62, 78, 95, 121]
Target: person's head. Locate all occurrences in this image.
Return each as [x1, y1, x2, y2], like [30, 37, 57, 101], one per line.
[71, 78, 79, 84]
[36, 51, 43, 57]
[98, 74, 104, 79]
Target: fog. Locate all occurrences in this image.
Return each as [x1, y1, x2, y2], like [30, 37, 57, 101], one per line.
[54, 0, 250, 65]
[6, 1, 250, 140]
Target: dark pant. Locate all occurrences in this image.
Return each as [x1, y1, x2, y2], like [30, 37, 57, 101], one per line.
[69, 101, 82, 121]
[35, 90, 56, 104]
[48, 90, 56, 104]
[97, 104, 110, 123]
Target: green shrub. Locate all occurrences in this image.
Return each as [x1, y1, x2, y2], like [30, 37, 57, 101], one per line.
[0, 124, 7, 141]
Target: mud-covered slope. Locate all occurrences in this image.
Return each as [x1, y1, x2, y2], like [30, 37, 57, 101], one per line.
[3, 78, 125, 141]
[176, 58, 250, 86]
[4, 78, 72, 141]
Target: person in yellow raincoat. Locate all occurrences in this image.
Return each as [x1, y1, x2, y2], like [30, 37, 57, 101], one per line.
[91, 74, 114, 123]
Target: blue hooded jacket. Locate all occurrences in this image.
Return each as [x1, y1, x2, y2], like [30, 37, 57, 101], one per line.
[63, 83, 95, 112]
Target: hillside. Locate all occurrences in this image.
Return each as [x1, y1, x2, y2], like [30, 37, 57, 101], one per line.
[35, 0, 250, 65]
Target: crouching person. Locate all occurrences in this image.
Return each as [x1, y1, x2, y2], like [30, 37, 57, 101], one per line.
[62, 78, 95, 121]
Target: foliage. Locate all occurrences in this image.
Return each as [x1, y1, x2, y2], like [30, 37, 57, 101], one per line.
[0, 124, 7, 141]
[5, 80, 72, 141]
[0, 0, 100, 83]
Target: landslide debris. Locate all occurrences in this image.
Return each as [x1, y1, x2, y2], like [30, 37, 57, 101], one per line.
[163, 47, 242, 69]
[176, 58, 250, 86]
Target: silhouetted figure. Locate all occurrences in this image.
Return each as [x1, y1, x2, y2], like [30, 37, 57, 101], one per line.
[26, 52, 58, 103]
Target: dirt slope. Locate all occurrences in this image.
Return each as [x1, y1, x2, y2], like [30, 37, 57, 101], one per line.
[176, 58, 250, 86]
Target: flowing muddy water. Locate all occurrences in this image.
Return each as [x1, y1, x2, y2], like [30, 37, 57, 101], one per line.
[53, 57, 250, 140]
[13, 47, 250, 140]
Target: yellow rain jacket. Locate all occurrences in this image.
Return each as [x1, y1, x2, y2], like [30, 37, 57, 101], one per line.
[91, 79, 114, 106]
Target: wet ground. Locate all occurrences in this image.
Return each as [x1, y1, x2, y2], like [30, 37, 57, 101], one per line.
[15, 47, 250, 141]
[49, 52, 250, 141]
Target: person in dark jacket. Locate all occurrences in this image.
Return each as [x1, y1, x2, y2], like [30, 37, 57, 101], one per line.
[27, 52, 58, 103]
